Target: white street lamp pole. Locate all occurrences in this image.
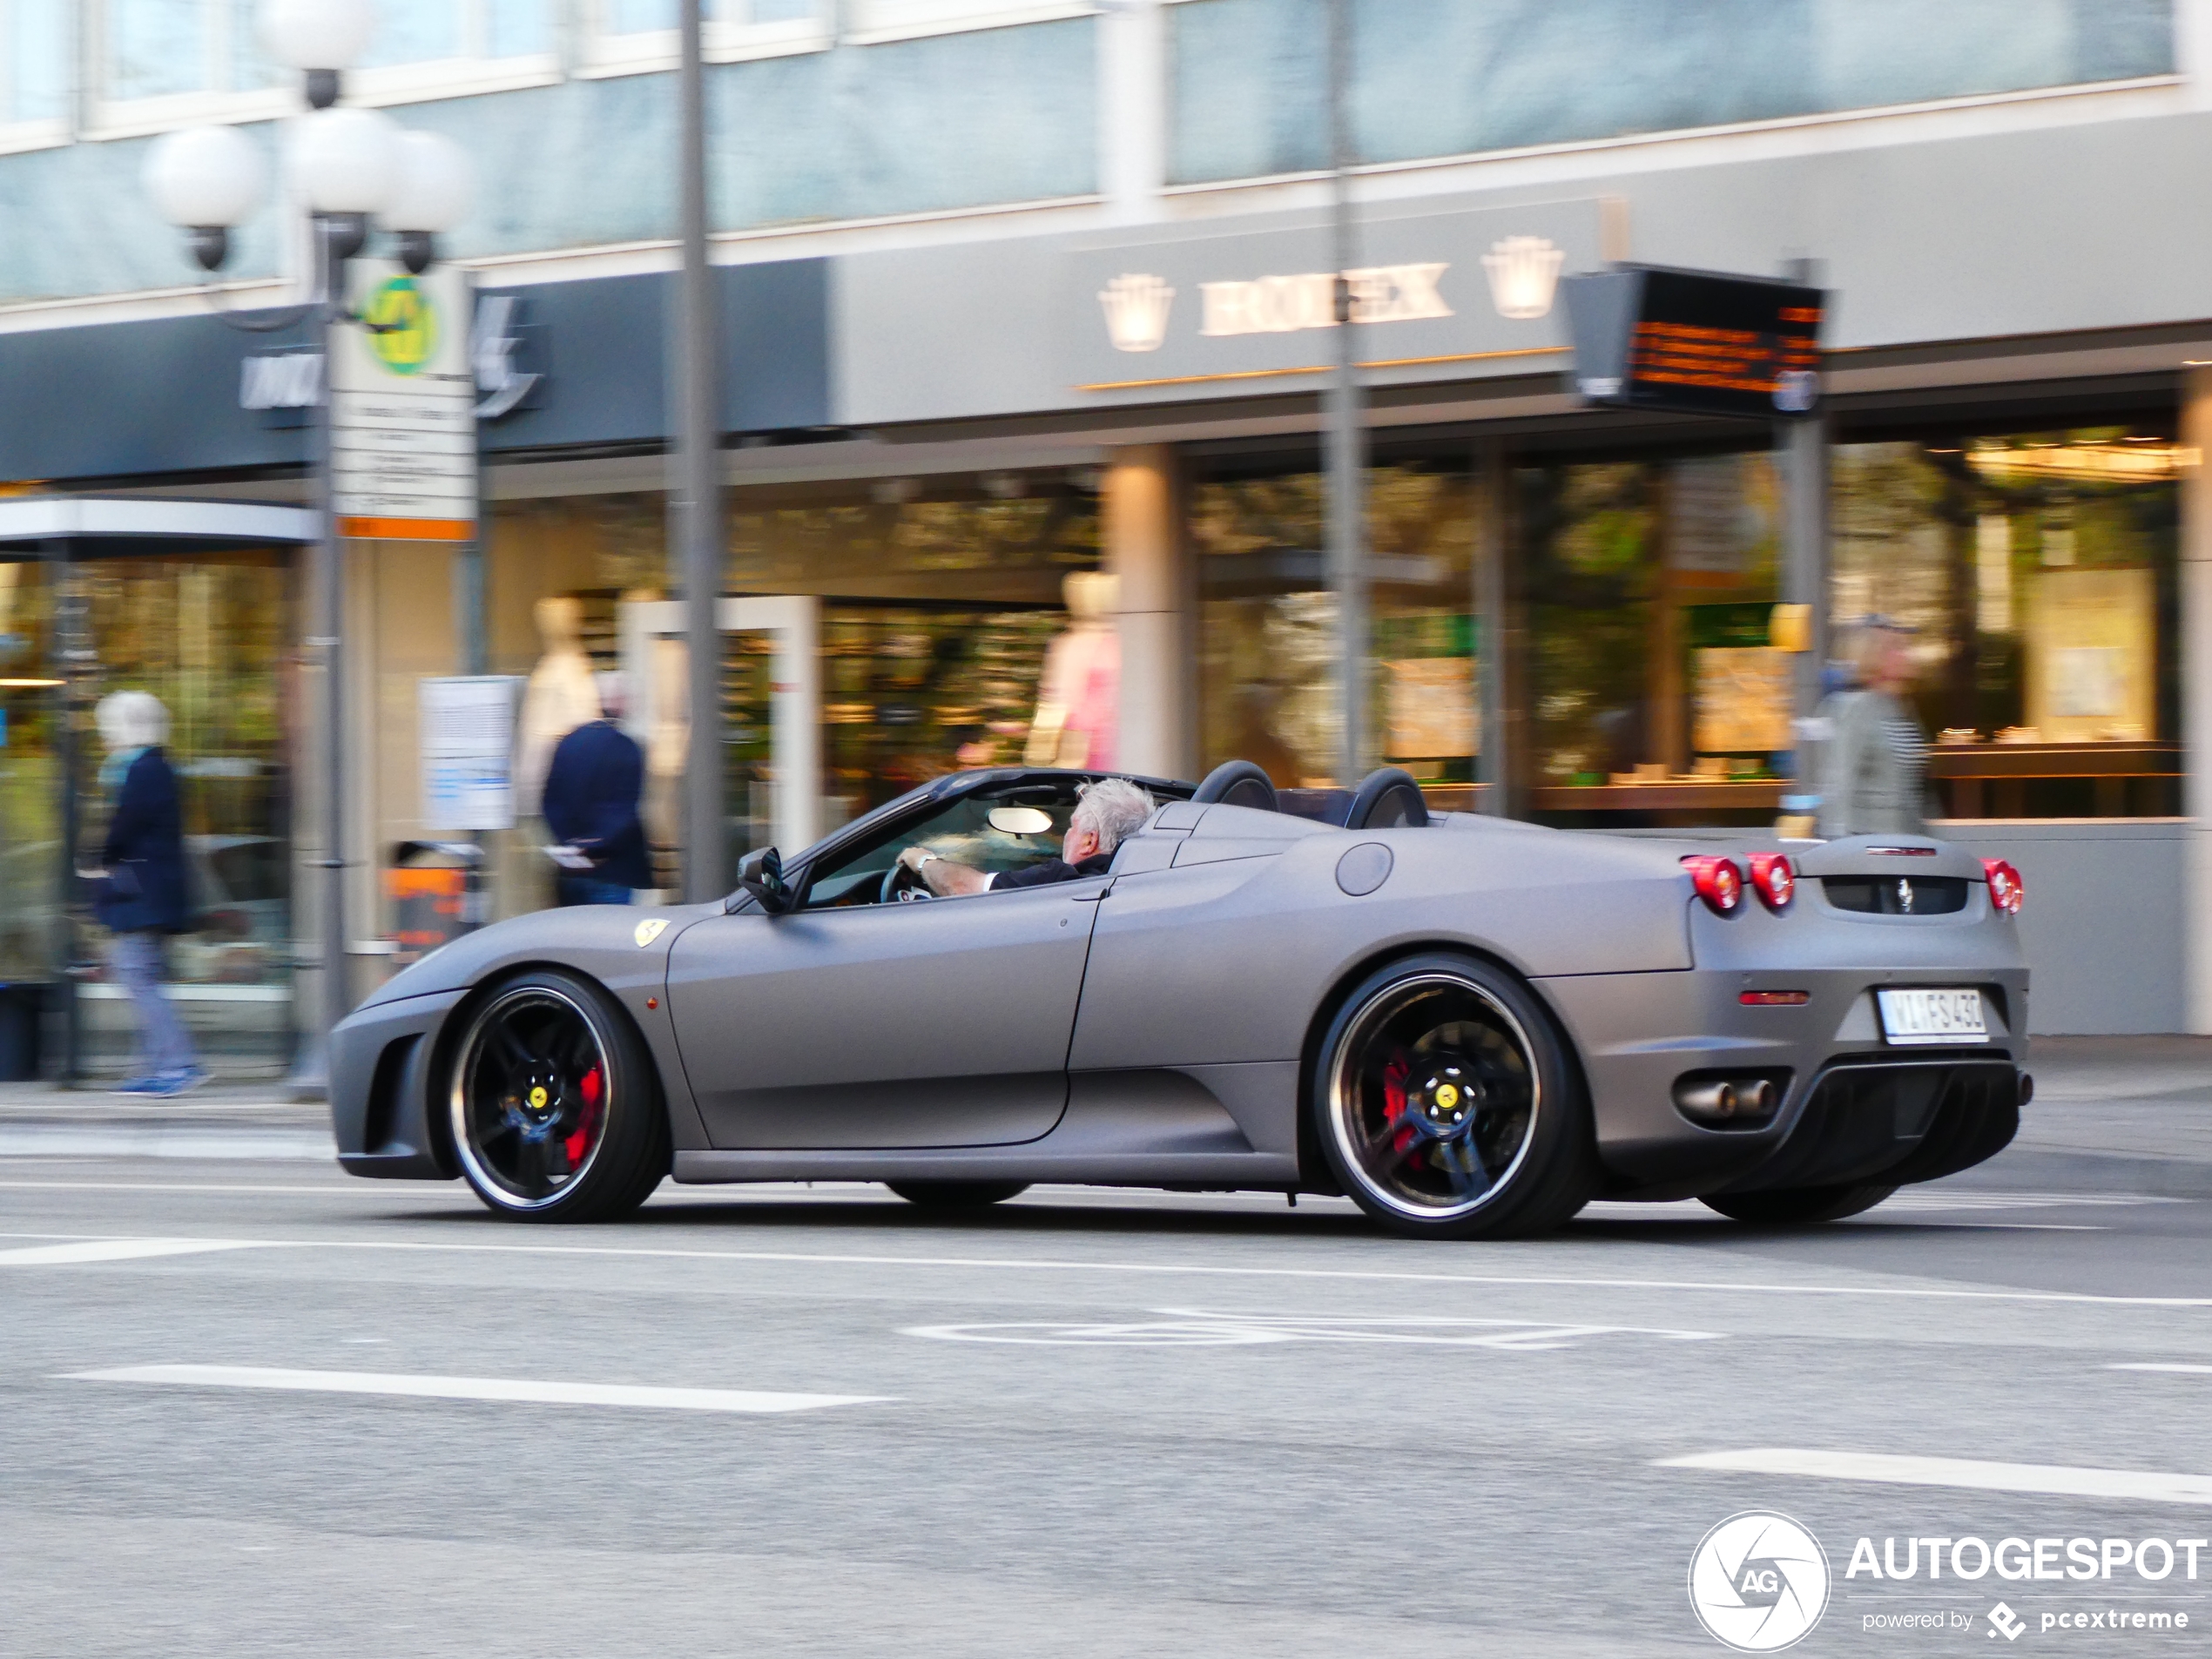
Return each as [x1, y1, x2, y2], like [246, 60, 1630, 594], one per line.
[142, 0, 472, 1096]
[1325, 0, 1368, 784]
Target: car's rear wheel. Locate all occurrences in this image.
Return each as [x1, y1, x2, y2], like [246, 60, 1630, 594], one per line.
[448, 969, 668, 1222]
[1701, 1184, 1898, 1224]
[886, 1180, 1030, 1210]
[1311, 954, 1595, 1240]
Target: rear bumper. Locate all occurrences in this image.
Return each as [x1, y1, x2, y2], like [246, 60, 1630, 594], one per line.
[1539, 957, 2028, 1199]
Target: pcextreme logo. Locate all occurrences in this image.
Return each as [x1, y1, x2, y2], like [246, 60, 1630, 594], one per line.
[1689, 1511, 1831, 1652]
[364, 274, 437, 375]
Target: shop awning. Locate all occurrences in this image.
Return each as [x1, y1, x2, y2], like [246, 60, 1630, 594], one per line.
[0, 497, 315, 552]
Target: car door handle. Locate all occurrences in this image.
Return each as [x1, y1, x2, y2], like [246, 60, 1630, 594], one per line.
[1066, 881, 1112, 902]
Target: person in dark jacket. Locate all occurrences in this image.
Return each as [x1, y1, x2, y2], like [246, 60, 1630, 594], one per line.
[541, 672, 651, 906]
[91, 691, 205, 1097]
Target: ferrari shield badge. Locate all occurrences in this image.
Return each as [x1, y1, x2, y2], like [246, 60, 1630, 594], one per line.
[634, 918, 668, 948]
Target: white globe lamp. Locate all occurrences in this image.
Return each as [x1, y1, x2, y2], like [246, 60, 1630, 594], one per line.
[260, 0, 376, 105]
[142, 125, 269, 270]
[386, 129, 475, 272]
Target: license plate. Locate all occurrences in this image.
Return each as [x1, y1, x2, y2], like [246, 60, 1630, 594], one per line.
[1877, 988, 1988, 1046]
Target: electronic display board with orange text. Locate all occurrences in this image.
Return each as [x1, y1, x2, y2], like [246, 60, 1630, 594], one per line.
[1560, 266, 1825, 421]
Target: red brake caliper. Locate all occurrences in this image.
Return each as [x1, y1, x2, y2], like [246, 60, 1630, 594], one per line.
[564, 1066, 604, 1166]
[1382, 1052, 1415, 1157]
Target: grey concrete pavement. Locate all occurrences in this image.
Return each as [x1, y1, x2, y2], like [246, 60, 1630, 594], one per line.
[8, 1106, 2212, 1656]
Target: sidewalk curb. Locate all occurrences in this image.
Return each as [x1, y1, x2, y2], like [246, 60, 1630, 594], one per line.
[0, 1125, 337, 1161]
[1946, 1144, 2212, 1200]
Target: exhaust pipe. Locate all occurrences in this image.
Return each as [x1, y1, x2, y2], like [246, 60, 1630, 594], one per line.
[1676, 1080, 1739, 1122]
[1674, 1076, 1778, 1124]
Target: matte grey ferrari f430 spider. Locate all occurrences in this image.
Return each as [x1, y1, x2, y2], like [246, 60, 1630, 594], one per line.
[331, 761, 2030, 1239]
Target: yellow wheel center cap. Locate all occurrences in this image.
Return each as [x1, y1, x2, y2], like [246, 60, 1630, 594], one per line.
[529, 1086, 549, 1109]
[1433, 1082, 1460, 1111]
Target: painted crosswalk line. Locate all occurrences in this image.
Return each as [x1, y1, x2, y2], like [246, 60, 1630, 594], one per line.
[1659, 1448, 2212, 1506]
[67, 1364, 888, 1414]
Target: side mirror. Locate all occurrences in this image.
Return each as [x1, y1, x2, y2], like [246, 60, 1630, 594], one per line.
[736, 846, 794, 914]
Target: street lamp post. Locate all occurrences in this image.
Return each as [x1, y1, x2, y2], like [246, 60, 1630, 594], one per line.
[141, 0, 473, 1096]
[1324, 0, 1368, 784]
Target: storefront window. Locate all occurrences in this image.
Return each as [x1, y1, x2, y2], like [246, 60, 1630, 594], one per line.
[726, 473, 1102, 833]
[1831, 423, 2182, 817]
[0, 551, 295, 1076]
[1193, 458, 1475, 788]
[1517, 448, 1785, 825]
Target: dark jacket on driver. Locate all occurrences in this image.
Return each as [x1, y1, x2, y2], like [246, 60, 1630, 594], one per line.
[990, 852, 1114, 890]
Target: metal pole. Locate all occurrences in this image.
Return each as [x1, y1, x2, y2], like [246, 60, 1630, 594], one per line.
[292, 217, 344, 1096]
[1474, 440, 1508, 815]
[1324, 0, 1368, 784]
[676, 0, 725, 900]
[51, 536, 82, 1084]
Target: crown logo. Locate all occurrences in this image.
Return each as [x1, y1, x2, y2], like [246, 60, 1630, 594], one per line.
[1099, 273, 1176, 353]
[1481, 235, 1565, 320]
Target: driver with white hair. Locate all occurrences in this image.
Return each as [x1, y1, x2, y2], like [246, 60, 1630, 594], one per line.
[897, 777, 1154, 898]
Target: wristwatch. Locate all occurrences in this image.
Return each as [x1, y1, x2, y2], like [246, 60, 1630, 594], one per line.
[914, 852, 942, 868]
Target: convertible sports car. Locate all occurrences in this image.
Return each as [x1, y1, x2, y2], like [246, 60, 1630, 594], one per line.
[331, 760, 2030, 1239]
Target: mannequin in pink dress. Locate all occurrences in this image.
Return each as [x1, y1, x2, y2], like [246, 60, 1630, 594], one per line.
[1024, 571, 1120, 770]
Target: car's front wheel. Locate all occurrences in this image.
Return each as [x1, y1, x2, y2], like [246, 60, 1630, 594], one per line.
[448, 969, 669, 1222]
[1701, 1184, 1898, 1224]
[1311, 954, 1596, 1240]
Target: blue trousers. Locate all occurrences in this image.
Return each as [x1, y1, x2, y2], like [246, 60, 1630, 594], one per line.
[556, 876, 635, 907]
[109, 930, 197, 1077]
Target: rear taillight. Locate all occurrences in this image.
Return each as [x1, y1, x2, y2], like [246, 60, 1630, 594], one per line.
[1982, 858, 2024, 915]
[1747, 852, 1796, 911]
[1682, 855, 1743, 915]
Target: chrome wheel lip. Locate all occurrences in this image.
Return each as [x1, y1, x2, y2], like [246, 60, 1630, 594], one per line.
[449, 983, 611, 1212]
[1325, 970, 1541, 1223]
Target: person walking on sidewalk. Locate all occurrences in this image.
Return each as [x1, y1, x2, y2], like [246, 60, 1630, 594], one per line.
[541, 672, 651, 907]
[1817, 617, 1932, 840]
[91, 691, 205, 1097]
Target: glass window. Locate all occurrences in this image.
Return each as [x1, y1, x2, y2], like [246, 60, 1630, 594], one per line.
[801, 776, 1083, 909]
[361, 0, 465, 67]
[1192, 456, 1474, 790]
[1517, 449, 1785, 826]
[0, 550, 296, 1078]
[109, 0, 207, 100]
[602, 0, 676, 31]
[10, 0, 70, 123]
[487, 0, 553, 57]
[1831, 422, 2182, 818]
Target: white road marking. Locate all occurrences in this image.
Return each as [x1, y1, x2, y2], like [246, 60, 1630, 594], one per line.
[8, 1230, 2212, 1307]
[907, 1309, 1721, 1349]
[0, 1181, 397, 1196]
[1659, 1449, 2212, 1506]
[2111, 1363, 2212, 1375]
[0, 1238, 265, 1266]
[68, 1365, 887, 1414]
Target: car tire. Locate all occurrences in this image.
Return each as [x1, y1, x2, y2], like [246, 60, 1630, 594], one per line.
[1310, 953, 1597, 1240]
[1700, 1184, 1898, 1224]
[448, 968, 670, 1223]
[886, 1180, 1031, 1210]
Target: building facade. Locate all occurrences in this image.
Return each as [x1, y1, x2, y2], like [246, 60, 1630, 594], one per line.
[0, 0, 2206, 1070]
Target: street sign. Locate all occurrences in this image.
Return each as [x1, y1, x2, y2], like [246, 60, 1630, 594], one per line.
[1561, 265, 1824, 420]
[418, 674, 519, 831]
[331, 261, 475, 540]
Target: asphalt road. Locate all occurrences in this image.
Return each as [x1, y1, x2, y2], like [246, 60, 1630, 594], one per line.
[7, 1161, 2212, 1657]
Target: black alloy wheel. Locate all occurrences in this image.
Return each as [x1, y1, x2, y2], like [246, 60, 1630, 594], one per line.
[887, 1180, 1031, 1210]
[448, 969, 669, 1222]
[1312, 953, 1596, 1240]
[1701, 1184, 1898, 1224]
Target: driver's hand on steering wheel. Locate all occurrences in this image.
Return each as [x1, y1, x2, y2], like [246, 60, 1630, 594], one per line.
[896, 845, 933, 874]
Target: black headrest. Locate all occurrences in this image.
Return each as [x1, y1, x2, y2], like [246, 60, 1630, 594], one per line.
[1191, 759, 1279, 812]
[1345, 767, 1429, 829]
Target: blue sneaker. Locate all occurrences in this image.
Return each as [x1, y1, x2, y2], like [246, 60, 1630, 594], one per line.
[110, 1076, 164, 1096]
[144, 1067, 210, 1098]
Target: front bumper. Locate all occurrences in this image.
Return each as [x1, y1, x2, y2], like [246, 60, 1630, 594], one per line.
[329, 988, 467, 1179]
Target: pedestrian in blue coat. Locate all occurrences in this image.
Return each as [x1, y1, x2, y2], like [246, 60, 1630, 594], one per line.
[91, 691, 205, 1097]
[542, 672, 651, 907]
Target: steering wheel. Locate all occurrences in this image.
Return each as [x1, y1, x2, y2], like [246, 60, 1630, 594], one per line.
[880, 858, 934, 904]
